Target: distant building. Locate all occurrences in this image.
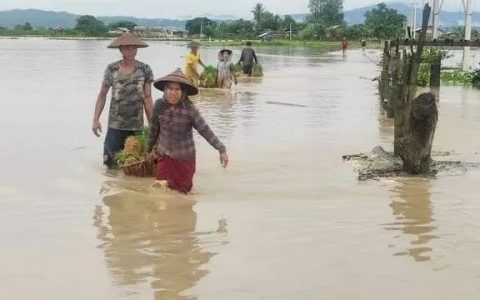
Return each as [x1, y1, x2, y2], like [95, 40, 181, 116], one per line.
[258, 31, 284, 40]
[53, 25, 64, 34]
[132, 26, 188, 39]
[108, 27, 129, 35]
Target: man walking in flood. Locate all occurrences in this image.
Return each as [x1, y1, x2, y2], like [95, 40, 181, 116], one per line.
[237, 41, 258, 77]
[91, 32, 154, 168]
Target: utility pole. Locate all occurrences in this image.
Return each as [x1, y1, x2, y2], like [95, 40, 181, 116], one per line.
[413, 0, 417, 39]
[462, 0, 474, 70]
[289, 22, 292, 41]
[431, 0, 444, 39]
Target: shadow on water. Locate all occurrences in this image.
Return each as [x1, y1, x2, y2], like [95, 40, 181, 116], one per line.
[93, 188, 228, 299]
[384, 178, 437, 262]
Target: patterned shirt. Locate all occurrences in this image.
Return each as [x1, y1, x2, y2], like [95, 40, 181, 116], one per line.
[148, 98, 226, 160]
[102, 60, 154, 131]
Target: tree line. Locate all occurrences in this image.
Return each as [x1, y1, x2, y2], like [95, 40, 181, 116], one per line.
[1, 1, 408, 40]
[186, 1, 407, 40]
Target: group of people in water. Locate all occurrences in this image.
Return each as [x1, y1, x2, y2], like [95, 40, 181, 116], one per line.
[92, 32, 250, 194]
[184, 40, 259, 89]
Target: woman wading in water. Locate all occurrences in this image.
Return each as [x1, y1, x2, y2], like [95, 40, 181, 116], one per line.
[148, 69, 229, 193]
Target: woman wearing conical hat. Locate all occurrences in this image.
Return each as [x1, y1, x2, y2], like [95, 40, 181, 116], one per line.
[147, 69, 229, 193]
[217, 48, 237, 89]
[91, 32, 154, 168]
[184, 41, 206, 87]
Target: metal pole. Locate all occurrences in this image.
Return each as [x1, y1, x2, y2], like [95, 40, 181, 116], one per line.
[462, 0, 473, 70]
[289, 22, 292, 41]
[413, 0, 417, 39]
[432, 0, 439, 39]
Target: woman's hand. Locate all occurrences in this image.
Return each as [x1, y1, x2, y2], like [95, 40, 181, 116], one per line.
[220, 152, 229, 168]
[147, 151, 157, 162]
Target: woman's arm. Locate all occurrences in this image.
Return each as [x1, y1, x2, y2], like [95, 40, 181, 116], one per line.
[192, 106, 226, 153]
[148, 100, 163, 152]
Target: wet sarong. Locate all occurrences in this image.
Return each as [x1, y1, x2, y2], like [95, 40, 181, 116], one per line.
[155, 155, 196, 193]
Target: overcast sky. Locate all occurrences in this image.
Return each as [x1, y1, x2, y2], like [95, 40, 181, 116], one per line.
[0, 1, 474, 19]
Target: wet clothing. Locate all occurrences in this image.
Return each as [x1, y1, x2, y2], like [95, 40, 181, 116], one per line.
[148, 97, 226, 193]
[103, 128, 140, 168]
[149, 98, 226, 159]
[217, 60, 234, 89]
[239, 47, 258, 67]
[184, 52, 201, 86]
[155, 155, 196, 193]
[102, 60, 154, 131]
[242, 64, 253, 76]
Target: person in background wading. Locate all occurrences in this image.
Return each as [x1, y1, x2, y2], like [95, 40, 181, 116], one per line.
[217, 48, 238, 89]
[147, 69, 229, 193]
[237, 41, 258, 77]
[184, 41, 206, 87]
[92, 32, 154, 168]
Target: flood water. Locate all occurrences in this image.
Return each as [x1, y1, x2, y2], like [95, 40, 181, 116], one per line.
[1, 38, 480, 299]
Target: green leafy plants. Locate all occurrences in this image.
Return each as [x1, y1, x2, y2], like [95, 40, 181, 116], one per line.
[199, 66, 218, 88]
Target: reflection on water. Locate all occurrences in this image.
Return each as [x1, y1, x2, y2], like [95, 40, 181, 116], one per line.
[93, 191, 227, 299]
[385, 179, 437, 262]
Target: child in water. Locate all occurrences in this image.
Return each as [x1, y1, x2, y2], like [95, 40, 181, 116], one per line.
[217, 49, 237, 89]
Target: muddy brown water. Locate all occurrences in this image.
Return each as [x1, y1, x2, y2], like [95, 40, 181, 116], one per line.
[1, 38, 480, 299]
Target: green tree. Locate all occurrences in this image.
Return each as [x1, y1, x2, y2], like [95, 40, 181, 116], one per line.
[257, 11, 282, 32]
[185, 17, 217, 37]
[307, 0, 344, 27]
[364, 3, 406, 39]
[107, 21, 137, 31]
[252, 3, 265, 24]
[75, 15, 108, 36]
[14, 22, 33, 31]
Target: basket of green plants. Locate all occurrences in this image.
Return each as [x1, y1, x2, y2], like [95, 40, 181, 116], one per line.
[114, 127, 155, 177]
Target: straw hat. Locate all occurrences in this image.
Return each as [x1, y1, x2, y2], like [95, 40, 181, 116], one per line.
[153, 69, 198, 96]
[107, 32, 148, 49]
[188, 41, 201, 48]
[219, 48, 232, 55]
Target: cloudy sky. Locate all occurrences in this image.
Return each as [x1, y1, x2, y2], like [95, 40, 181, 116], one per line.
[0, 1, 473, 19]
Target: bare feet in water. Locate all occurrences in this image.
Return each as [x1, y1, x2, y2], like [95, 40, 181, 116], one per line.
[151, 180, 169, 189]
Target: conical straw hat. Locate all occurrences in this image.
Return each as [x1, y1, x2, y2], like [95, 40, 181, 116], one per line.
[107, 32, 148, 49]
[153, 69, 198, 96]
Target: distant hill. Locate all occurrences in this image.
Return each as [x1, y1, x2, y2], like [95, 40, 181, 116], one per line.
[1, 4, 480, 30]
[345, 2, 480, 27]
[0, 9, 186, 29]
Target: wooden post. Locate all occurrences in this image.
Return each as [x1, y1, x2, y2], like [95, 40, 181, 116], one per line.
[386, 41, 400, 118]
[393, 3, 431, 156]
[395, 3, 438, 174]
[430, 57, 441, 88]
[393, 49, 409, 157]
[401, 93, 438, 173]
[379, 41, 390, 103]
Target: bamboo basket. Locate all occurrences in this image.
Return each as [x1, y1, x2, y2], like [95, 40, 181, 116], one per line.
[122, 159, 155, 177]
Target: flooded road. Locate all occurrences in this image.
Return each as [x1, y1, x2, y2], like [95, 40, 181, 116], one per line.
[1, 38, 480, 299]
